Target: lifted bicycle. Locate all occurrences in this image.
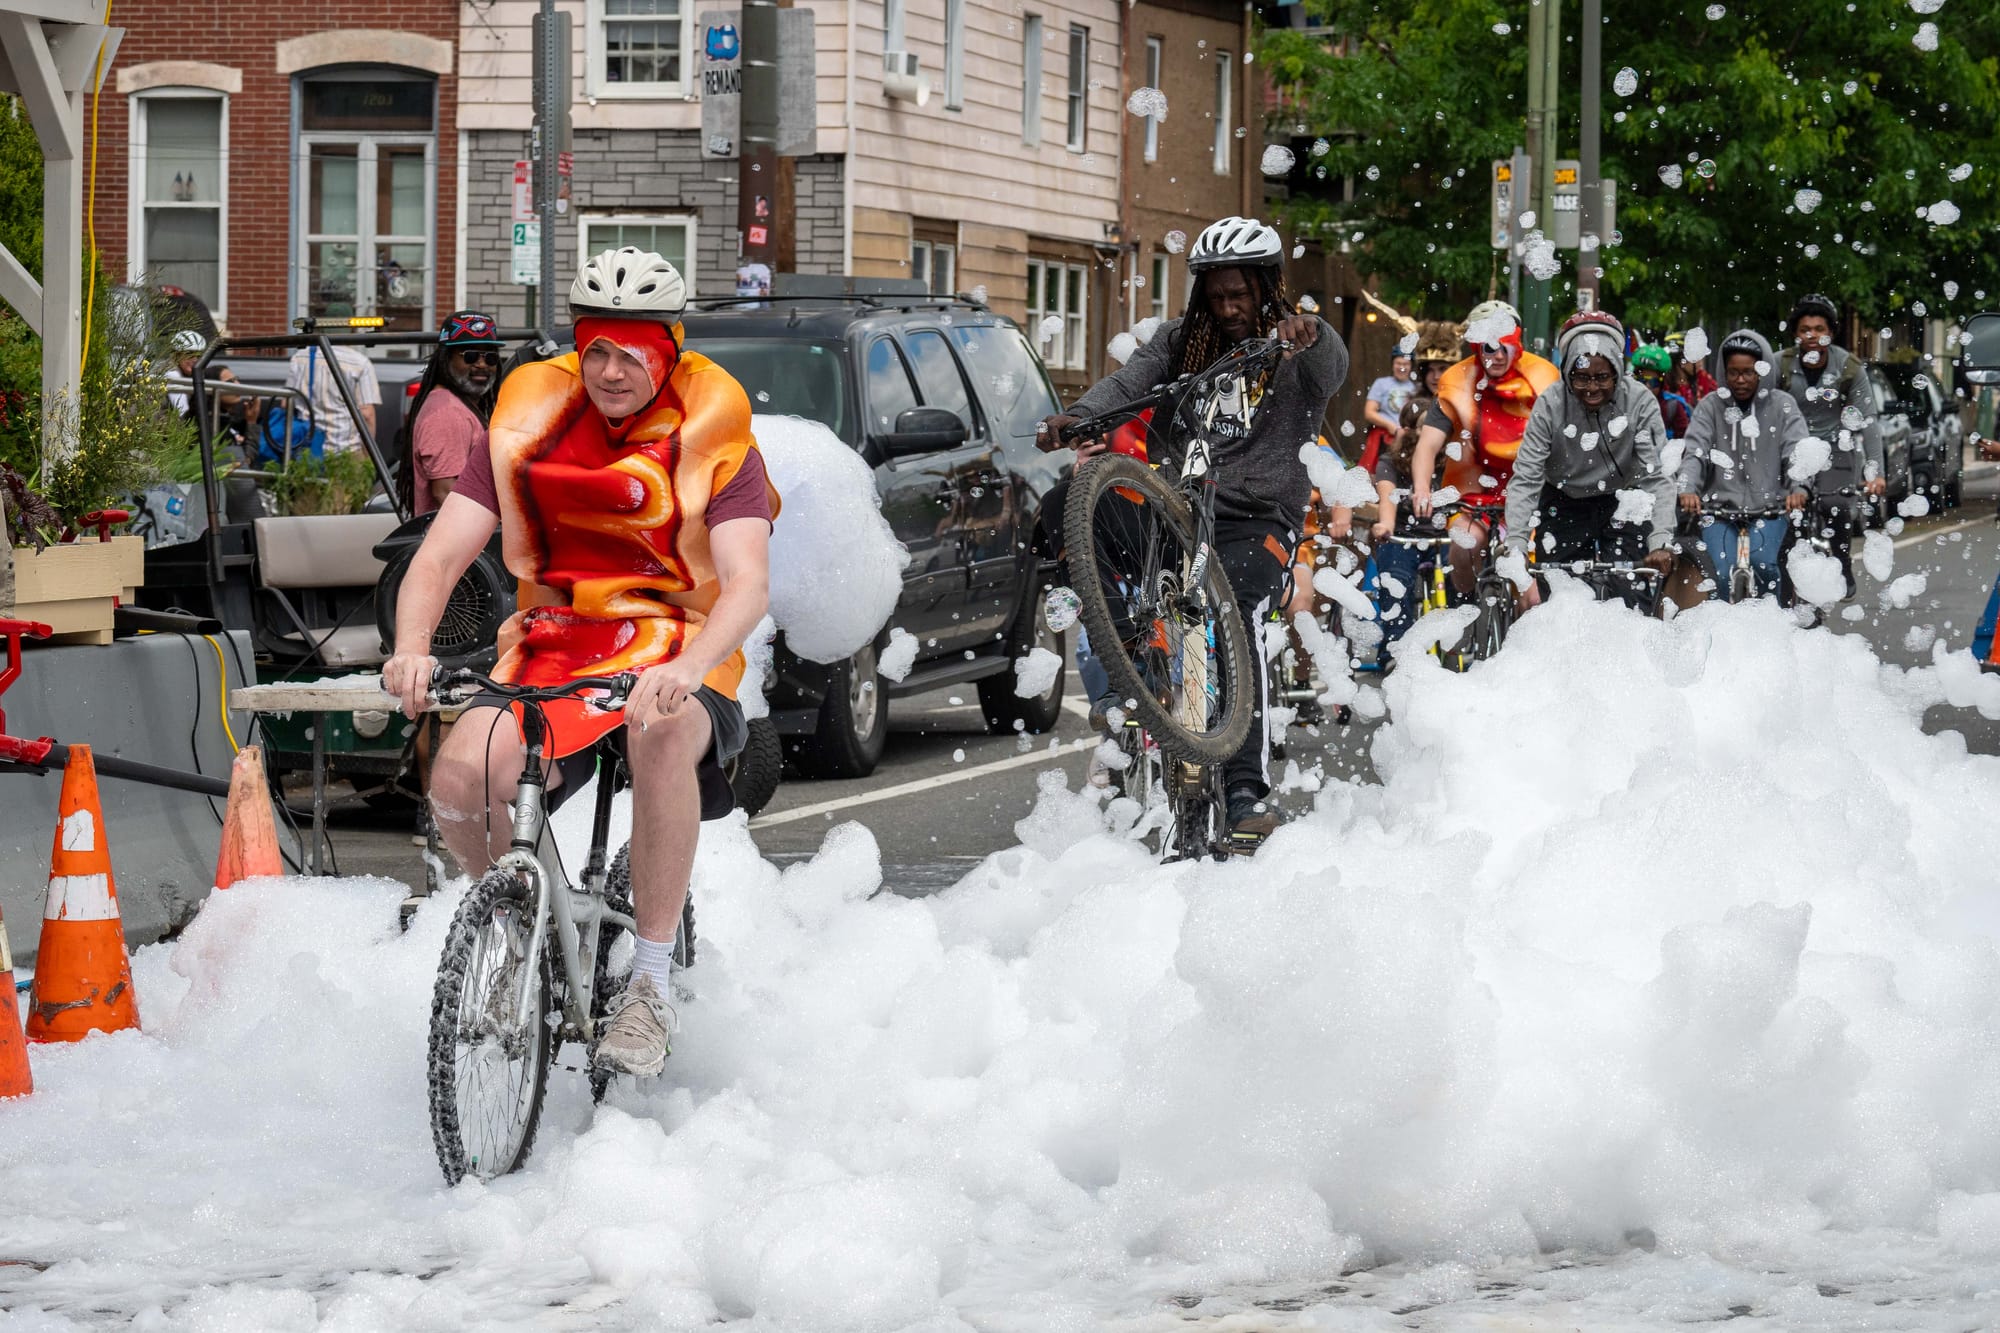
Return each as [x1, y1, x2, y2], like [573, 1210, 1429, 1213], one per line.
[420, 665, 693, 1185]
[1056, 337, 1285, 860]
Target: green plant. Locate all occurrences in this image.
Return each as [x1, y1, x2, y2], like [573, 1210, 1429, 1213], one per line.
[0, 263, 204, 541]
[269, 448, 378, 516]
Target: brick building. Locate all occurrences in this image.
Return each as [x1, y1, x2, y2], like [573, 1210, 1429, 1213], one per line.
[1115, 0, 1258, 334]
[90, 10, 463, 344]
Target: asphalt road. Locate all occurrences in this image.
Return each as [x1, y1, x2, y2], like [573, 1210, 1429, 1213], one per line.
[321, 465, 2000, 891]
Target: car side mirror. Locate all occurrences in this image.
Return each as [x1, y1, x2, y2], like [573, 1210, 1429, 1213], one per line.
[1962, 312, 2000, 386]
[882, 406, 967, 455]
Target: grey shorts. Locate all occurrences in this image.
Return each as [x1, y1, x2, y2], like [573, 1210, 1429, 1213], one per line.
[467, 684, 747, 821]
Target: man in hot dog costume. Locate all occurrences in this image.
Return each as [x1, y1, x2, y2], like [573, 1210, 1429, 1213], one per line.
[384, 247, 779, 1077]
[1408, 300, 1559, 595]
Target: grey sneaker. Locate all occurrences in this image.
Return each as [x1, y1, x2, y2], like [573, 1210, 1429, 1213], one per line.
[593, 973, 674, 1077]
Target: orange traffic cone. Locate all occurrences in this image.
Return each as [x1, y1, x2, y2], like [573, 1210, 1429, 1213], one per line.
[214, 745, 283, 890]
[0, 901, 30, 1096]
[26, 744, 140, 1043]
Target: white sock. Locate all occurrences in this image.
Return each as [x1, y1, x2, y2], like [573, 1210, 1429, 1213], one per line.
[631, 934, 675, 990]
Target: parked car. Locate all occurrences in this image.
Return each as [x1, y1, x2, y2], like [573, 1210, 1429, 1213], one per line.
[1879, 360, 1966, 508]
[1860, 362, 1915, 524]
[681, 285, 1070, 778]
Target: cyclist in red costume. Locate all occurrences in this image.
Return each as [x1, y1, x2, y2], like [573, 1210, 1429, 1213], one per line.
[383, 247, 779, 1079]
[1408, 300, 1559, 595]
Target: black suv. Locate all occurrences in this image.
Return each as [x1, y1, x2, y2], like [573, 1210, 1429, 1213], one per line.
[682, 283, 1070, 778]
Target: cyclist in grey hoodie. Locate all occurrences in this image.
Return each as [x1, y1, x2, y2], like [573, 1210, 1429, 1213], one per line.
[1505, 311, 1676, 608]
[1774, 294, 1883, 596]
[1675, 328, 1809, 600]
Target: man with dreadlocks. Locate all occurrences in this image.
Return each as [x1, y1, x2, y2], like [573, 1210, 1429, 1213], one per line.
[402, 311, 503, 515]
[1036, 215, 1348, 848]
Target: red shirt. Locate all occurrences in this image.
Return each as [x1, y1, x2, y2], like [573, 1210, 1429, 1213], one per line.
[411, 390, 487, 516]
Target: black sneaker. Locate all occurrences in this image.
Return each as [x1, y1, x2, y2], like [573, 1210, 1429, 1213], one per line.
[1224, 786, 1282, 849]
[1292, 695, 1326, 728]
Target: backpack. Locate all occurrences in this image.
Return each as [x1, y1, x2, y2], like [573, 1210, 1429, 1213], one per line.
[258, 346, 328, 464]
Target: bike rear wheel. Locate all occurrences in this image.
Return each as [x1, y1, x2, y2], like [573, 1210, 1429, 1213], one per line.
[428, 867, 554, 1185]
[1062, 456, 1256, 767]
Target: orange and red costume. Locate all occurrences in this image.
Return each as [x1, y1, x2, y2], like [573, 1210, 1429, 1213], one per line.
[485, 326, 780, 759]
[1433, 342, 1559, 502]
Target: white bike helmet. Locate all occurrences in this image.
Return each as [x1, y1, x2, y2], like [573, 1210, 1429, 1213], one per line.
[1465, 299, 1521, 331]
[170, 329, 207, 356]
[1186, 216, 1284, 273]
[571, 247, 688, 318]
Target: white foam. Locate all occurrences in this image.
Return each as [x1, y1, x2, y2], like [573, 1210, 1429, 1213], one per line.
[12, 600, 2000, 1326]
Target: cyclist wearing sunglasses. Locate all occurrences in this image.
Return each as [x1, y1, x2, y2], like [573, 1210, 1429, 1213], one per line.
[1504, 311, 1677, 608]
[408, 310, 504, 514]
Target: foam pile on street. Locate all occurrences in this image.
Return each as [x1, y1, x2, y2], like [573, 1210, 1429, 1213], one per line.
[8, 592, 2000, 1327]
[754, 413, 906, 664]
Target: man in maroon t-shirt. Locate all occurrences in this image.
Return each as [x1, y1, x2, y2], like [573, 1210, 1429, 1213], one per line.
[410, 311, 502, 514]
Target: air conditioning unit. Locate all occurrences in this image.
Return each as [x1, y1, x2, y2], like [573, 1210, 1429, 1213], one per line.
[882, 50, 930, 106]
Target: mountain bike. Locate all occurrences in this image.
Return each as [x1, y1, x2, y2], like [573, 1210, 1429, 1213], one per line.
[1696, 506, 1790, 603]
[422, 666, 694, 1185]
[1055, 337, 1281, 860]
[1395, 497, 1516, 671]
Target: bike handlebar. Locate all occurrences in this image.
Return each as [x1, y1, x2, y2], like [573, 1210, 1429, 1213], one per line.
[427, 665, 635, 710]
[1055, 336, 1294, 445]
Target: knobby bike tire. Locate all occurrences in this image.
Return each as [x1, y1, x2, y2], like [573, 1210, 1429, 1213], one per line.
[429, 867, 554, 1185]
[1062, 455, 1255, 766]
[592, 844, 695, 1101]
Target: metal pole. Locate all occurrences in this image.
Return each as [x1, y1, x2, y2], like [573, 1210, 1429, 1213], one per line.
[535, 0, 560, 340]
[1576, 0, 1602, 311]
[1521, 0, 1561, 351]
[739, 0, 781, 274]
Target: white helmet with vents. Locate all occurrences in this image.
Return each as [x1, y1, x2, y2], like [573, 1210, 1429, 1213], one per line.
[571, 247, 688, 318]
[1187, 216, 1284, 273]
[170, 329, 208, 355]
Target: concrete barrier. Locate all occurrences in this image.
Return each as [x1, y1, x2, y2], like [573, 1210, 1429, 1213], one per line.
[1, 632, 255, 966]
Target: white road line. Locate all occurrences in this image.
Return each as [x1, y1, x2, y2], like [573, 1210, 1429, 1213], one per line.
[753, 739, 1095, 828]
[1895, 516, 1988, 549]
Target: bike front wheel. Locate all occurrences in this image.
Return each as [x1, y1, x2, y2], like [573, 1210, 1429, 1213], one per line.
[428, 867, 554, 1185]
[1062, 456, 1256, 767]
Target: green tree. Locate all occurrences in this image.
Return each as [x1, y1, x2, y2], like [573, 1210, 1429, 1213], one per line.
[0, 95, 43, 288]
[1261, 0, 2000, 336]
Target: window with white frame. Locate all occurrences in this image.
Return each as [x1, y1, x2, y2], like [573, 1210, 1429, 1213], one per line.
[1142, 37, 1162, 163]
[1213, 49, 1232, 175]
[1021, 15, 1043, 146]
[943, 0, 965, 110]
[1027, 257, 1087, 371]
[131, 91, 227, 317]
[580, 215, 696, 293]
[1065, 25, 1088, 153]
[912, 239, 955, 295]
[1149, 253, 1169, 323]
[593, 0, 689, 95]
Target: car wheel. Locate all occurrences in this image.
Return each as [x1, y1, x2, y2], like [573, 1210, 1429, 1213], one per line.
[792, 641, 889, 779]
[978, 581, 1066, 736]
[725, 716, 783, 816]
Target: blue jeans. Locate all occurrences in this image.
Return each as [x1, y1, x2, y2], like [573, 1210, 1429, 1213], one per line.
[1701, 518, 1786, 600]
[1372, 540, 1425, 656]
[1076, 625, 1116, 713]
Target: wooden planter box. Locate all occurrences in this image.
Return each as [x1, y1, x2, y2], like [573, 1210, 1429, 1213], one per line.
[8, 536, 146, 645]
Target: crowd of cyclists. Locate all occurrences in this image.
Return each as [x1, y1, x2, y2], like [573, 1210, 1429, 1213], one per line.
[372, 214, 1953, 1078]
[1037, 217, 1927, 848]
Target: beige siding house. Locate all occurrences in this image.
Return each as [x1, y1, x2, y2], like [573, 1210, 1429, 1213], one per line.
[456, 0, 1123, 386]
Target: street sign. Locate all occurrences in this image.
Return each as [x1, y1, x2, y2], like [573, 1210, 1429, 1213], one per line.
[698, 6, 815, 158]
[1491, 160, 1515, 250]
[1550, 159, 1582, 248]
[511, 222, 541, 286]
[699, 9, 742, 158]
[512, 161, 534, 224]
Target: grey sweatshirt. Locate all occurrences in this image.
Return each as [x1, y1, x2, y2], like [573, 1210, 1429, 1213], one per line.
[1677, 329, 1808, 510]
[1068, 315, 1349, 530]
[1773, 343, 1883, 493]
[1503, 375, 1675, 552]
